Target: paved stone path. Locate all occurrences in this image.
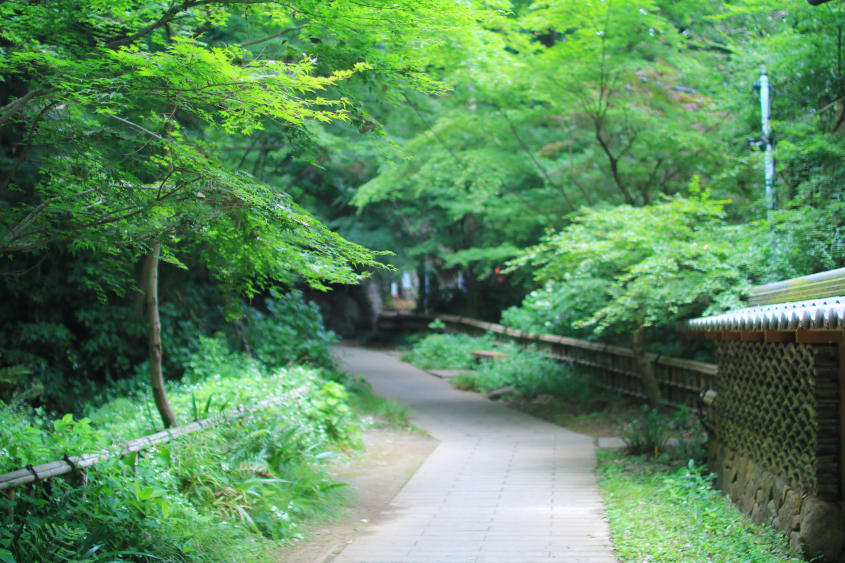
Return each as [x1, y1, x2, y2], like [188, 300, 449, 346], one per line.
[331, 346, 616, 563]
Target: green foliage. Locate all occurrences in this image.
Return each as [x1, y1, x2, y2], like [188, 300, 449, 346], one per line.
[500, 278, 614, 339]
[405, 333, 494, 370]
[244, 291, 338, 370]
[1, 0, 505, 415]
[427, 318, 446, 331]
[1, 351, 359, 560]
[510, 189, 755, 335]
[471, 346, 574, 397]
[620, 406, 672, 456]
[619, 404, 708, 459]
[186, 333, 263, 384]
[1, 0, 385, 286]
[598, 452, 798, 562]
[0, 254, 337, 412]
[662, 459, 718, 502]
[306, 381, 356, 443]
[345, 0, 843, 332]
[406, 332, 596, 399]
[346, 376, 411, 429]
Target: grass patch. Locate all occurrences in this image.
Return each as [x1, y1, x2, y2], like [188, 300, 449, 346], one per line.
[598, 451, 799, 563]
[346, 375, 411, 429]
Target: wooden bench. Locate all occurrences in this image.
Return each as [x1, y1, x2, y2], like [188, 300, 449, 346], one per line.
[471, 350, 508, 362]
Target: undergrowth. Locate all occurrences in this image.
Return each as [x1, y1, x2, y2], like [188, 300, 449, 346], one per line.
[345, 376, 411, 429]
[402, 332, 494, 370]
[598, 451, 799, 563]
[0, 331, 374, 561]
[406, 332, 601, 399]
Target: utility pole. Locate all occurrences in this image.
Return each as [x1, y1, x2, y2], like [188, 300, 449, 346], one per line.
[759, 65, 775, 214]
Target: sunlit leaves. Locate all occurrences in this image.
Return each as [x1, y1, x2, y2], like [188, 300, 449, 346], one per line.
[510, 187, 753, 332]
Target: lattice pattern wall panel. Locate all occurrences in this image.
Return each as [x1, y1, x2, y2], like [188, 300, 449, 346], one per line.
[714, 341, 839, 498]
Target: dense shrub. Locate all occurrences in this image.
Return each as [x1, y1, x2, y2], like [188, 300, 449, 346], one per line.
[404, 332, 494, 370]
[243, 290, 338, 370]
[500, 278, 614, 340]
[467, 346, 582, 397]
[406, 332, 599, 399]
[0, 243, 336, 414]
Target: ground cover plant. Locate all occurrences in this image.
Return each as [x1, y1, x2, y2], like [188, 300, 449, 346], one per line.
[406, 331, 616, 400]
[460, 346, 579, 397]
[0, 327, 407, 562]
[598, 451, 799, 563]
[402, 332, 496, 371]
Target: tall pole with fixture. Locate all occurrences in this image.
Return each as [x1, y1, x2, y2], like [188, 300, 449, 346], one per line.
[760, 65, 775, 215]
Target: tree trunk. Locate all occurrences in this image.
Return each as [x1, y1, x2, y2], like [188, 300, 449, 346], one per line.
[144, 241, 178, 428]
[464, 268, 482, 319]
[233, 318, 253, 359]
[632, 327, 660, 407]
[416, 263, 427, 313]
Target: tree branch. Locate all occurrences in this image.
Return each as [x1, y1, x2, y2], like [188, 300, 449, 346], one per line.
[104, 0, 276, 49]
[499, 109, 575, 210]
[403, 93, 464, 167]
[239, 27, 302, 48]
[110, 114, 167, 141]
[0, 87, 56, 127]
[594, 126, 635, 205]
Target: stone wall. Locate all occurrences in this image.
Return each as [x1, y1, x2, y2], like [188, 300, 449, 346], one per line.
[709, 441, 845, 560]
[709, 340, 844, 560]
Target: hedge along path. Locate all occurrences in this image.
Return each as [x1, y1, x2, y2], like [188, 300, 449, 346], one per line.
[0, 385, 309, 491]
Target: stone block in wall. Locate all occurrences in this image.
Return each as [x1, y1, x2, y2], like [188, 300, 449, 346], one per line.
[799, 498, 845, 561]
[774, 489, 802, 531]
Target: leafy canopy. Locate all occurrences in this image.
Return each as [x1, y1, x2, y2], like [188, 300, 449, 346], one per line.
[509, 184, 754, 332]
[0, 0, 503, 294]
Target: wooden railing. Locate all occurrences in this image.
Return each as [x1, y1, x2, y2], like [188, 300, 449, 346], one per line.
[0, 387, 307, 491]
[379, 311, 717, 410]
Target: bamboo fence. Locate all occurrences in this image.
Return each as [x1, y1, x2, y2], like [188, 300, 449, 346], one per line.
[379, 311, 717, 410]
[0, 386, 307, 491]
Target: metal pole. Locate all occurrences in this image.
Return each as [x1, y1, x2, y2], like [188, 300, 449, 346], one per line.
[760, 65, 775, 213]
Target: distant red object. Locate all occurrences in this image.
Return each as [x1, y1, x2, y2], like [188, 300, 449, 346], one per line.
[385, 297, 416, 312]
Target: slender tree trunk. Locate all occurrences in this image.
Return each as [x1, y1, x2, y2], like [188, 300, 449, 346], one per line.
[233, 318, 253, 359]
[632, 327, 660, 407]
[464, 269, 482, 319]
[144, 241, 178, 428]
[416, 262, 427, 313]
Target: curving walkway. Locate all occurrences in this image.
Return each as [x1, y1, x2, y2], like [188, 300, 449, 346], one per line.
[330, 346, 616, 563]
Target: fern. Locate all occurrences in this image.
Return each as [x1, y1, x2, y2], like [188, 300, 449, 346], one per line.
[12, 522, 87, 562]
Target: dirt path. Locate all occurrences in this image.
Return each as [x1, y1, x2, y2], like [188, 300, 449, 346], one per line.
[274, 427, 436, 563]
